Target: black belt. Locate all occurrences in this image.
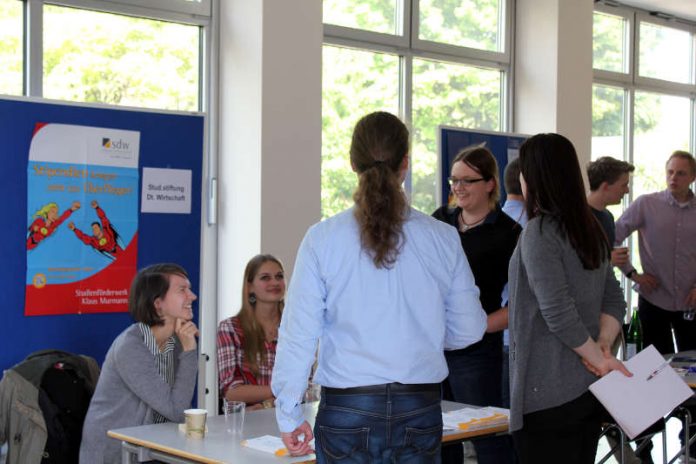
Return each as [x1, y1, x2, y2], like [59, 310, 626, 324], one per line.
[322, 382, 440, 395]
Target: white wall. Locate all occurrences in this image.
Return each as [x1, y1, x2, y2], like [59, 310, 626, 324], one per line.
[218, 0, 322, 321]
[515, 0, 594, 176]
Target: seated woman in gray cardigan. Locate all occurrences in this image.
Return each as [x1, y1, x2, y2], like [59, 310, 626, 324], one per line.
[508, 133, 631, 464]
[79, 263, 199, 464]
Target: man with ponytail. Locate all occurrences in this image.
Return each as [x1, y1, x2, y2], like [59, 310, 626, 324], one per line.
[272, 111, 487, 462]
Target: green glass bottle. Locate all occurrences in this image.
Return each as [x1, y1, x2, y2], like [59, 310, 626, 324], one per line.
[624, 308, 643, 360]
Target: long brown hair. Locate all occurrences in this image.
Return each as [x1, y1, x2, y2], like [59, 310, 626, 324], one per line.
[236, 254, 284, 374]
[519, 133, 608, 269]
[351, 112, 409, 269]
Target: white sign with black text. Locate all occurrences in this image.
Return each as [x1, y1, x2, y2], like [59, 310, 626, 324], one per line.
[141, 167, 192, 214]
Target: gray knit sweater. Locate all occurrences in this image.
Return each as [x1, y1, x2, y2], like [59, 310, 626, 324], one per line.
[508, 217, 625, 432]
[79, 324, 198, 464]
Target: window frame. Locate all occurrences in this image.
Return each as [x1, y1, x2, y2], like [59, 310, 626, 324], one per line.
[592, 0, 696, 314]
[410, 0, 511, 66]
[592, 3, 633, 84]
[22, 0, 210, 112]
[322, 0, 513, 210]
[634, 11, 695, 93]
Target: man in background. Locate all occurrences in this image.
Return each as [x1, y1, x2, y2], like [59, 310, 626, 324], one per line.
[615, 151, 696, 354]
[615, 151, 696, 462]
[586, 156, 635, 266]
[502, 158, 527, 227]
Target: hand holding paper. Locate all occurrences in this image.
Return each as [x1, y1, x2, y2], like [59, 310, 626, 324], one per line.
[589, 345, 693, 439]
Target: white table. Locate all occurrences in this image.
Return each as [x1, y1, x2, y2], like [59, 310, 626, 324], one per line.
[670, 350, 696, 389]
[108, 401, 508, 464]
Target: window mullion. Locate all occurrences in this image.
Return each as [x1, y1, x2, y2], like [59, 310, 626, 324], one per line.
[25, 0, 43, 97]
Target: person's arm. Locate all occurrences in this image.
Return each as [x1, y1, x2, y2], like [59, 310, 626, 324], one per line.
[685, 287, 696, 308]
[523, 222, 631, 377]
[68, 222, 95, 246]
[113, 327, 198, 423]
[521, 222, 592, 350]
[272, 227, 324, 440]
[574, 336, 631, 377]
[614, 197, 659, 292]
[52, 206, 75, 229]
[486, 307, 508, 333]
[95, 204, 112, 231]
[225, 385, 274, 405]
[597, 265, 627, 354]
[443, 230, 487, 349]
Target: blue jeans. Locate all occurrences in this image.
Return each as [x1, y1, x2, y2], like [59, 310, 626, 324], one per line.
[442, 337, 516, 464]
[314, 385, 443, 463]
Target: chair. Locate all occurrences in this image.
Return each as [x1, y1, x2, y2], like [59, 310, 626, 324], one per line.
[598, 406, 693, 464]
[0, 349, 100, 464]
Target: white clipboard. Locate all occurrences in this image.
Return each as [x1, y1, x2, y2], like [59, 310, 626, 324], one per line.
[589, 345, 693, 439]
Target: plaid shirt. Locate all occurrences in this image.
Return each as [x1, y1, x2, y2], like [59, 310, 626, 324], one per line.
[216, 316, 277, 397]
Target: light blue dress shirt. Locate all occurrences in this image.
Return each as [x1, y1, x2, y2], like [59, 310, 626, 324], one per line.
[272, 207, 487, 432]
[502, 198, 528, 227]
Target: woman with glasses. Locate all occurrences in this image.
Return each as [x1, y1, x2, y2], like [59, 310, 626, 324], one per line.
[432, 145, 521, 464]
[508, 133, 628, 463]
[271, 111, 487, 461]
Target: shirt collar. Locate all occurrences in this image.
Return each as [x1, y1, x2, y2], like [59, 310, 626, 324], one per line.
[137, 322, 175, 356]
[663, 189, 696, 208]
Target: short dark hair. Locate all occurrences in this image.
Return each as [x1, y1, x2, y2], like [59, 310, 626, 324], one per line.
[667, 150, 696, 175]
[504, 158, 522, 195]
[587, 156, 635, 191]
[129, 263, 188, 326]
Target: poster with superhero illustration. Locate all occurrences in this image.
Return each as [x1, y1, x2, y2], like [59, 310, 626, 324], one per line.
[25, 123, 139, 316]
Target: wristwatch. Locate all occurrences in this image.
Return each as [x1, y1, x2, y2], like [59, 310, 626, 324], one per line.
[625, 269, 637, 279]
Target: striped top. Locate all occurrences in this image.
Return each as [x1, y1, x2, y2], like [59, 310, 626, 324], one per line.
[137, 322, 176, 423]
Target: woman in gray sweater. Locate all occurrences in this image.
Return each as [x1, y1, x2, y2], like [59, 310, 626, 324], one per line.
[508, 133, 631, 464]
[79, 263, 199, 464]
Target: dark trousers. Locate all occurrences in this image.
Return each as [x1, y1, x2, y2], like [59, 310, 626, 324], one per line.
[314, 385, 442, 463]
[638, 296, 696, 355]
[441, 340, 515, 464]
[512, 391, 607, 464]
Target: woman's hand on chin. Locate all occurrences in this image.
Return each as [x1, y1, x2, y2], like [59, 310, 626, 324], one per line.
[175, 318, 199, 351]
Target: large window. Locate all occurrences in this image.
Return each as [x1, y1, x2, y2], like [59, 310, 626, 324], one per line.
[411, 59, 501, 211]
[592, 2, 696, 310]
[43, 5, 200, 111]
[0, 0, 208, 111]
[322, 0, 510, 218]
[0, 0, 23, 96]
[322, 46, 400, 215]
[417, 0, 504, 52]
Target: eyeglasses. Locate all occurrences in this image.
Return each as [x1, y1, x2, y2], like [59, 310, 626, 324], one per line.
[448, 177, 488, 188]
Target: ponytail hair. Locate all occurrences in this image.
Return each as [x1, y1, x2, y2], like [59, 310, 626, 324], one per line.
[351, 112, 409, 269]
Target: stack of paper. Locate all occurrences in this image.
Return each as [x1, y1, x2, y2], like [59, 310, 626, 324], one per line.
[442, 407, 509, 431]
[589, 345, 694, 439]
[241, 435, 289, 456]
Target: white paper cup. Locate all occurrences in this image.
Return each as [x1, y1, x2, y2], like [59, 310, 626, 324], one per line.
[184, 408, 207, 439]
[223, 400, 245, 435]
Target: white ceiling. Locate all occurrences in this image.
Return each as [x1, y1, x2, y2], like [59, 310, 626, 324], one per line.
[618, 0, 696, 22]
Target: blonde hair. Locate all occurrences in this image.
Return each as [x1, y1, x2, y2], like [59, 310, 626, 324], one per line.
[33, 202, 58, 219]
